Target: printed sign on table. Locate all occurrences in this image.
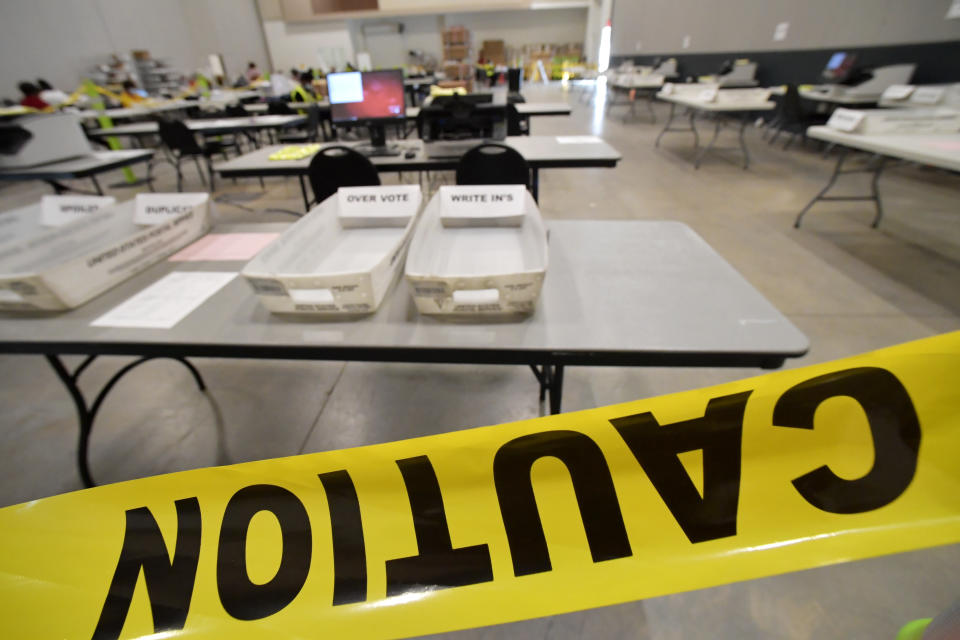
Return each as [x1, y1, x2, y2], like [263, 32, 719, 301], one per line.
[40, 195, 115, 227]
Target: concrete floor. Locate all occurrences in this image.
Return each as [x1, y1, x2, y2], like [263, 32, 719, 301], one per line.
[0, 82, 957, 638]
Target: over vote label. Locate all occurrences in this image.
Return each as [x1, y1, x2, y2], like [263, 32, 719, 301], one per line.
[337, 185, 421, 217]
[40, 195, 116, 227]
[0, 332, 958, 639]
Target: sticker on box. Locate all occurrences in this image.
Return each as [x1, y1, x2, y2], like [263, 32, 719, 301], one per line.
[134, 193, 209, 226]
[40, 196, 116, 228]
[337, 185, 421, 228]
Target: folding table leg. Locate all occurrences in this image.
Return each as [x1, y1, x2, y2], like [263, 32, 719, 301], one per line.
[45, 354, 207, 488]
[529, 364, 565, 415]
[299, 175, 311, 211]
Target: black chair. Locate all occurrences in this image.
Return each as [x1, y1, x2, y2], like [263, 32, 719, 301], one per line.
[506, 103, 529, 136]
[306, 145, 380, 205]
[267, 100, 295, 115]
[768, 84, 829, 149]
[156, 119, 228, 192]
[455, 143, 530, 190]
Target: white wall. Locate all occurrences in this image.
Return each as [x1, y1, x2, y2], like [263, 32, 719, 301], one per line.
[613, 0, 960, 56]
[261, 20, 357, 72]
[0, 0, 268, 100]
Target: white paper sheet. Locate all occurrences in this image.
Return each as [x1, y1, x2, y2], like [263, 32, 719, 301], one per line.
[91, 272, 237, 329]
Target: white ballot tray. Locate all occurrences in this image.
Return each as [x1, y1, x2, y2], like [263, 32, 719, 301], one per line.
[242, 186, 422, 315]
[405, 185, 548, 316]
[0, 194, 211, 311]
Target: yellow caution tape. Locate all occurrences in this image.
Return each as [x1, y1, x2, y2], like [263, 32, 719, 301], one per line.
[1, 332, 959, 639]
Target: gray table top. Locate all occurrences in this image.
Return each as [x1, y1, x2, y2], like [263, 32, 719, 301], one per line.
[513, 102, 572, 116]
[215, 136, 622, 176]
[0, 150, 154, 179]
[87, 115, 305, 137]
[807, 127, 960, 172]
[0, 221, 808, 366]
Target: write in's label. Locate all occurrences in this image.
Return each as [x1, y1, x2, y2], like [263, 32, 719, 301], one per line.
[439, 185, 526, 227]
[882, 84, 915, 101]
[827, 108, 865, 133]
[134, 193, 209, 226]
[40, 196, 115, 228]
[911, 87, 945, 105]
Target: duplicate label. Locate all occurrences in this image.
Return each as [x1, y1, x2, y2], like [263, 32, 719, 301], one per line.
[40, 195, 116, 227]
[134, 193, 208, 226]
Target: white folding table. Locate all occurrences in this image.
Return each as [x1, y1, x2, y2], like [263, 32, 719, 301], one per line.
[796, 126, 960, 228]
[655, 92, 776, 169]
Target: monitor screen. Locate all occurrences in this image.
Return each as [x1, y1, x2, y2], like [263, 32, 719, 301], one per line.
[826, 52, 848, 71]
[327, 70, 405, 123]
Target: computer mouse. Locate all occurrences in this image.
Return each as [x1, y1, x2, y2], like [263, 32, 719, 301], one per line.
[404, 149, 416, 159]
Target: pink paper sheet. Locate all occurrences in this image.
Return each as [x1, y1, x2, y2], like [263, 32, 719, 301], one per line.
[168, 233, 279, 262]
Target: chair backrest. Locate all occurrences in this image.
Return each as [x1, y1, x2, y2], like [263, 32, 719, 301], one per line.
[156, 119, 201, 155]
[268, 100, 294, 115]
[781, 84, 804, 122]
[306, 145, 380, 205]
[225, 104, 247, 118]
[506, 103, 527, 136]
[455, 143, 530, 189]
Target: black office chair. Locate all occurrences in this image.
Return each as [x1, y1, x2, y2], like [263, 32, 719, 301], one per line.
[768, 84, 829, 149]
[306, 145, 380, 205]
[456, 143, 530, 190]
[506, 103, 529, 136]
[267, 100, 295, 115]
[156, 119, 227, 192]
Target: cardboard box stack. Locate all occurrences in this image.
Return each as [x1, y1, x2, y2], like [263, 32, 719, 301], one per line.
[480, 40, 506, 65]
[441, 25, 473, 91]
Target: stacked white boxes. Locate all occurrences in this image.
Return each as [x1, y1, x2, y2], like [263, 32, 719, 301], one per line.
[0, 193, 212, 311]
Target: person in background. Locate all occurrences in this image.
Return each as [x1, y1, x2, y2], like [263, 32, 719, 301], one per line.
[18, 82, 49, 109]
[245, 62, 260, 84]
[36, 79, 69, 106]
[119, 80, 146, 107]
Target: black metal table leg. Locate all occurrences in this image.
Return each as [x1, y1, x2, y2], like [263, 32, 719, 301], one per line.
[695, 117, 722, 169]
[549, 365, 564, 415]
[531, 168, 540, 203]
[529, 364, 565, 415]
[689, 110, 700, 151]
[655, 103, 676, 147]
[738, 114, 751, 170]
[45, 354, 207, 488]
[795, 149, 888, 228]
[869, 156, 887, 228]
[299, 175, 311, 211]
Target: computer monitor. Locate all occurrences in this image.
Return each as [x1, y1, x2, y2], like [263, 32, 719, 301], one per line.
[823, 52, 858, 83]
[327, 69, 405, 156]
